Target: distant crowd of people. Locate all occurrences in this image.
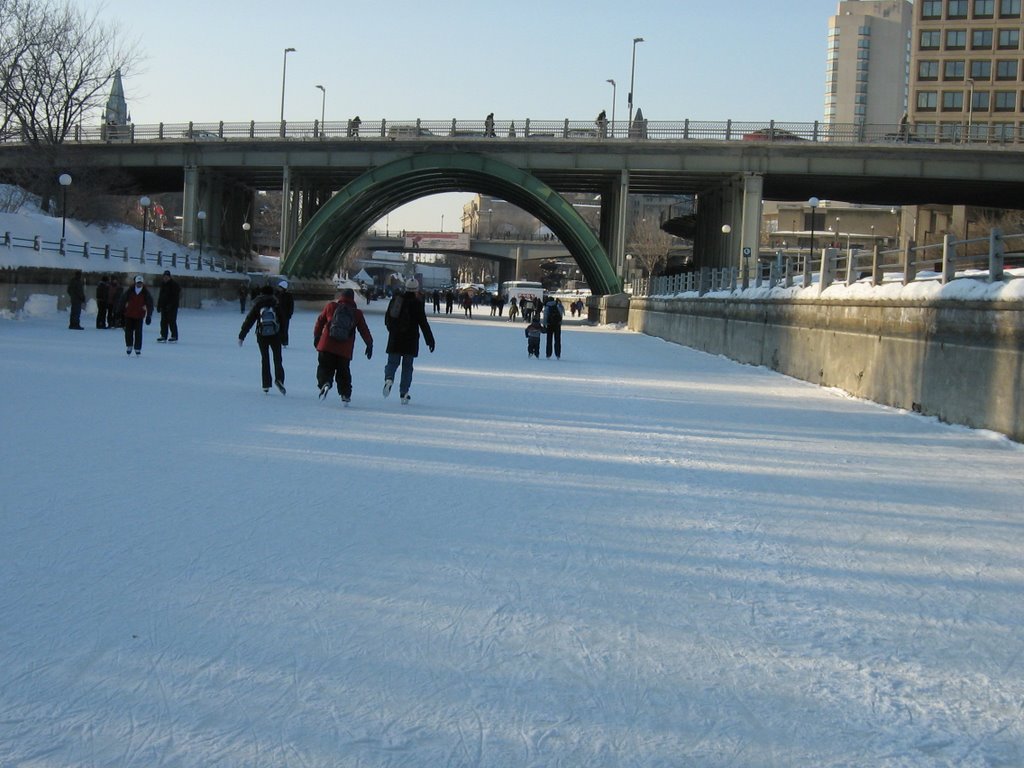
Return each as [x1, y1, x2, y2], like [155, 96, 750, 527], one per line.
[65, 271, 582, 402]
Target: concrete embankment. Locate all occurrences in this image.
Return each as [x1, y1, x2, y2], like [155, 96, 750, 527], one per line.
[618, 295, 1024, 443]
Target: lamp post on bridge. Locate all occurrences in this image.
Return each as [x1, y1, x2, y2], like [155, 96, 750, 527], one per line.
[965, 77, 975, 144]
[315, 84, 326, 134]
[280, 47, 295, 132]
[606, 79, 616, 137]
[628, 36, 645, 129]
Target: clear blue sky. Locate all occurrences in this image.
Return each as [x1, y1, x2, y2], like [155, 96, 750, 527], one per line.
[91, 0, 837, 231]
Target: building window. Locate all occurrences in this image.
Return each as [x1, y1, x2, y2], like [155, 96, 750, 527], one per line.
[971, 29, 993, 48]
[996, 59, 1019, 79]
[946, 29, 967, 49]
[943, 91, 965, 110]
[994, 90, 1018, 109]
[972, 90, 991, 109]
[922, 0, 944, 16]
[918, 91, 939, 110]
[997, 29, 1020, 48]
[944, 60, 966, 78]
[948, 0, 970, 17]
[999, 0, 1021, 16]
[921, 30, 942, 49]
[993, 123, 1017, 140]
[919, 60, 940, 80]
[974, 0, 995, 15]
[971, 59, 993, 78]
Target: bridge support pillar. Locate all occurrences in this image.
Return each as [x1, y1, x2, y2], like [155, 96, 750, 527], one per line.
[738, 173, 764, 281]
[601, 170, 630, 288]
[280, 165, 298, 260]
[181, 166, 200, 246]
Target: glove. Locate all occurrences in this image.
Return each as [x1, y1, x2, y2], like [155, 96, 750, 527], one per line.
[145, 316, 151, 325]
[427, 342, 435, 353]
[365, 345, 373, 360]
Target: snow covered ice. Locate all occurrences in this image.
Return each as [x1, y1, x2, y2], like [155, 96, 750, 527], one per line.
[1, 299, 1022, 767]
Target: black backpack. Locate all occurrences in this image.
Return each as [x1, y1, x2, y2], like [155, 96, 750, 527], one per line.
[328, 301, 356, 341]
[257, 303, 280, 336]
[546, 302, 562, 327]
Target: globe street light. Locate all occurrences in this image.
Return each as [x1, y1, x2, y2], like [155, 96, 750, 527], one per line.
[139, 196, 151, 260]
[197, 210, 207, 260]
[280, 47, 296, 129]
[315, 84, 326, 133]
[806, 196, 820, 287]
[58, 173, 72, 240]
[606, 79, 616, 137]
[242, 221, 252, 263]
[628, 36, 645, 128]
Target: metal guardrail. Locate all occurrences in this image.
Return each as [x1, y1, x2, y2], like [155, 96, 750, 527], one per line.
[8, 118, 1022, 147]
[634, 229, 1024, 297]
[0, 230, 245, 274]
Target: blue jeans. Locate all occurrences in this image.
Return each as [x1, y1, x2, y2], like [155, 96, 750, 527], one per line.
[384, 353, 415, 396]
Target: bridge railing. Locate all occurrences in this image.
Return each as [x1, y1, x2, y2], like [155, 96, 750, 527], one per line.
[635, 229, 1024, 298]
[1, 230, 248, 274]
[34, 118, 1022, 147]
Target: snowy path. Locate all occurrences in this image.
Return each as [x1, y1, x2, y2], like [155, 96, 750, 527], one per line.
[1, 303, 1022, 767]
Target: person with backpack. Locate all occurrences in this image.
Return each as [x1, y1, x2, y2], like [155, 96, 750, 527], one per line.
[542, 295, 565, 359]
[313, 288, 373, 405]
[238, 285, 286, 394]
[383, 279, 435, 405]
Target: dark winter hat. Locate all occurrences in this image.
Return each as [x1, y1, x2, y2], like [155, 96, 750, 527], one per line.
[261, 285, 273, 296]
[340, 288, 355, 299]
[163, 269, 171, 276]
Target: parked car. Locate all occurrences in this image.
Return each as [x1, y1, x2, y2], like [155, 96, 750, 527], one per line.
[387, 125, 434, 138]
[181, 129, 224, 140]
[741, 127, 806, 142]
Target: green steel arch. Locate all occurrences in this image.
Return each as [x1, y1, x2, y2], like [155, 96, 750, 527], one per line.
[280, 153, 620, 294]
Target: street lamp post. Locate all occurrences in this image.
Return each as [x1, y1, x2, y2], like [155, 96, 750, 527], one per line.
[628, 37, 645, 128]
[197, 210, 207, 270]
[58, 173, 72, 240]
[280, 47, 295, 131]
[242, 221, 251, 267]
[606, 78, 616, 137]
[315, 84, 326, 134]
[139, 196, 151, 260]
[487, 208, 493, 238]
[806, 196, 819, 287]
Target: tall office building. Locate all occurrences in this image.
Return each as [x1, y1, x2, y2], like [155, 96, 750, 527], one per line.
[824, 1, 913, 130]
[909, 0, 1024, 141]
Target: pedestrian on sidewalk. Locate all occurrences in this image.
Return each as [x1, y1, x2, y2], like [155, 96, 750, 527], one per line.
[238, 285, 286, 394]
[383, 279, 435, 405]
[117, 275, 154, 355]
[313, 288, 373, 405]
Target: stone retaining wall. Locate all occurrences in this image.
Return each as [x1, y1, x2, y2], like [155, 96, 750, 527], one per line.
[628, 296, 1024, 443]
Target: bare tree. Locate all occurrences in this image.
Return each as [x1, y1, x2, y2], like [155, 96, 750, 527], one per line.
[626, 214, 676, 278]
[1, 0, 141, 210]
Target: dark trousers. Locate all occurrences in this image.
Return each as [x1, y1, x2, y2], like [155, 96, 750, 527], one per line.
[69, 300, 83, 328]
[124, 317, 144, 351]
[257, 334, 285, 389]
[545, 326, 561, 359]
[95, 300, 108, 328]
[317, 351, 353, 398]
[527, 337, 540, 357]
[159, 308, 179, 340]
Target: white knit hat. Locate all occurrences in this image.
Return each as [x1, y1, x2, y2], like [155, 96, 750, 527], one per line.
[405, 278, 419, 290]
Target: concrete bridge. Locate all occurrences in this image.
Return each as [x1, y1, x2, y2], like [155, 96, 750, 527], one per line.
[3, 118, 1024, 294]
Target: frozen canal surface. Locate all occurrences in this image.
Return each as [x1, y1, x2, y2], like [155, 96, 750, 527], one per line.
[1, 302, 1022, 767]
